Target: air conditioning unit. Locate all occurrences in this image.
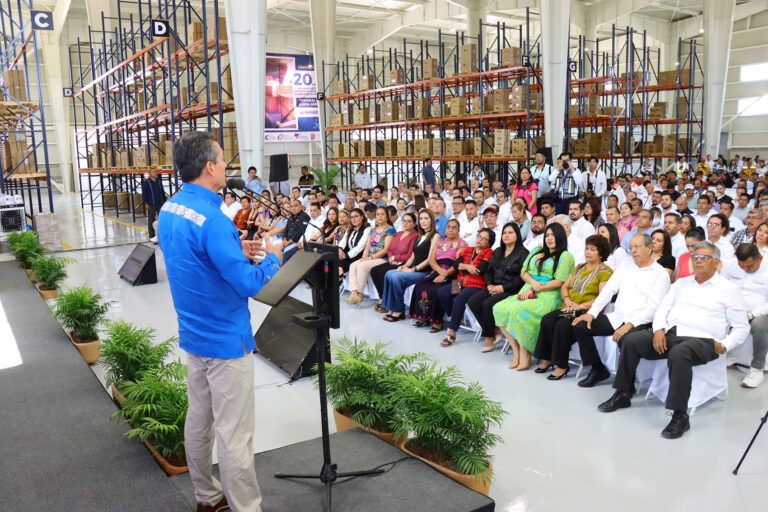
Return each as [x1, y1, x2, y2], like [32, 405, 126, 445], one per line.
[0, 195, 26, 241]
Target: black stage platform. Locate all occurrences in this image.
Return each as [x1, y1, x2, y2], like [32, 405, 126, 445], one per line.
[172, 428, 495, 512]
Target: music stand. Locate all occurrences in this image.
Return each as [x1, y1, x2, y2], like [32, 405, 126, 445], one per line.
[253, 249, 384, 511]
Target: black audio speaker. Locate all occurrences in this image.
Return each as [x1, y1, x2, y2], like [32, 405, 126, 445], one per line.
[253, 295, 330, 380]
[118, 243, 158, 285]
[269, 153, 289, 182]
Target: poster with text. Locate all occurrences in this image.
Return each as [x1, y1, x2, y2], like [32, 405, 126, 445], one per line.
[264, 53, 320, 143]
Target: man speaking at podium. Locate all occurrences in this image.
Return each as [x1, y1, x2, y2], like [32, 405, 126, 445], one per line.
[158, 131, 282, 512]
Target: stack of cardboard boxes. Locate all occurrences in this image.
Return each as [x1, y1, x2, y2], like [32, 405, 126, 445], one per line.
[449, 97, 466, 117]
[359, 74, 374, 91]
[1, 133, 36, 174]
[585, 96, 600, 117]
[2, 70, 28, 101]
[658, 68, 690, 86]
[469, 136, 494, 156]
[382, 101, 399, 122]
[413, 139, 433, 158]
[389, 68, 405, 86]
[510, 139, 528, 158]
[494, 129, 511, 155]
[470, 95, 494, 114]
[647, 102, 667, 120]
[459, 44, 477, 74]
[412, 98, 430, 120]
[445, 139, 468, 157]
[221, 123, 239, 164]
[676, 97, 690, 119]
[397, 140, 414, 157]
[34, 213, 61, 251]
[501, 47, 523, 68]
[422, 58, 439, 80]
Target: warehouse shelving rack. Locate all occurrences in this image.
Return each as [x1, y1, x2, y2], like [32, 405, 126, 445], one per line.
[70, 0, 235, 220]
[320, 8, 545, 188]
[567, 26, 703, 176]
[0, 0, 54, 220]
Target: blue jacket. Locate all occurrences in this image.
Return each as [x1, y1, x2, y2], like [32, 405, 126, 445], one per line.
[141, 177, 167, 206]
[158, 183, 280, 359]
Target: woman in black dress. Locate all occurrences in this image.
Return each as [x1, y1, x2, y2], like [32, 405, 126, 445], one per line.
[651, 229, 675, 278]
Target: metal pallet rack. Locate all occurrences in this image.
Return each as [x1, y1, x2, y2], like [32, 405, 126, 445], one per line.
[567, 26, 703, 175]
[0, 0, 54, 220]
[70, 0, 235, 220]
[320, 8, 545, 189]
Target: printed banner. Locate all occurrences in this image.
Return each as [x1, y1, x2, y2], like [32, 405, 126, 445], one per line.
[264, 53, 320, 143]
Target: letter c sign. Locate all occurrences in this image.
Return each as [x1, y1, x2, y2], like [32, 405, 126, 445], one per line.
[30, 10, 54, 31]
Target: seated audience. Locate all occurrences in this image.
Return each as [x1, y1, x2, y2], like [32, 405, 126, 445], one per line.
[651, 229, 676, 278]
[437, 229, 495, 347]
[370, 213, 418, 311]
[308, 206, 339, 245]
[598, 241, 749, 439]
[232, 196, 252, 232]
[663, 212, 688, 259]
[380, 210, 441, 321]
[621, 209, 654, 250]
[468, 223, 529, 351]
[533, 235, 613, 380]
[493, 223, 575, 371]
[754, 222, 768, 257]
[571, 234, 671, 387]
[409, 220, 468, 331]
[344, 206, 396, 305]
[337, 208, 370, 276]
[524, 213, 546, 251]
[706, 213, 735, 262]
[553, 215, 585, 265]
[618, 202, 636, 241]
[584, 197, 605, 229]
[220, 192, 241, 220]
[598, 223, 629, 271]
[569, 199, 596, 241]
[511, 202, 531, 241]
[722, 244, 768, 388]
[679, 214, 696, 236]
[730, 209, 763, 246]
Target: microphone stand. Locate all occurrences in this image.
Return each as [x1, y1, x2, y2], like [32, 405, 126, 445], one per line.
[733, 408, 768, 474]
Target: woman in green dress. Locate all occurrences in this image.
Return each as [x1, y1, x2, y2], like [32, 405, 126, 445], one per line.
[493, 222, 575, 370]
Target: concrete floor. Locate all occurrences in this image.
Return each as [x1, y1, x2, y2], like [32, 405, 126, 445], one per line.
[42, 192, 768, 511]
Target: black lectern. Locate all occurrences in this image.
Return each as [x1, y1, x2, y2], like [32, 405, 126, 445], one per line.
[253, 249, 384, 511]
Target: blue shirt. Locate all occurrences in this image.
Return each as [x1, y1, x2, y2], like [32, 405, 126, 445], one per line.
[158, 183, 280, 359]
[435, 214, 448, 237]
[246, 177, 268, 195]
[621, 227, 654, 250]
[422, 165, 436, 187]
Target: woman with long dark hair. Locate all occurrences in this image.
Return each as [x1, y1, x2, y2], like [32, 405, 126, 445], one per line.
[467, 222, 529, 351]
[309, 206, 340, 244]
[493, 222, 575, 370]
[584, 197, 605, 229]
[344, 206, 396, 305]
[337, 207, 371, 276]
[597, 223, 629, 271]
[651, 229, 675, 278]
[370, 212, 418, 311]
[511, 166, 538, 214]
[679, 214, 696, 236]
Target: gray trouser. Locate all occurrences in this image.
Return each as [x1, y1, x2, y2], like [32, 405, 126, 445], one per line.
[185, 351, 262, 512]
[750, 316, 768, 370]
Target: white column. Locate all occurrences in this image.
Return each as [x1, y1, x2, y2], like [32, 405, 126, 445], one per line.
[703, 0, 736, 157]
[223, 0, 266, 179]
[466, 1, 485, 40]
[40, 34, 73, 192]
[309, 0, 336, 166]
[540, 0, 571, 158]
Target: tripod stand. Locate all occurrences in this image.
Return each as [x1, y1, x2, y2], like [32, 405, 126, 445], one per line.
[253, 249, 384, 511]
[733, 408, 768, 474]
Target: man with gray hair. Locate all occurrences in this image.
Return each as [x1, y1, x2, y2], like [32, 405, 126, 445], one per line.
[571, 234, 671, 387]
[730, 208, 763, 246]
[553, 214, 585, 264]
[599, 240, 749, 439]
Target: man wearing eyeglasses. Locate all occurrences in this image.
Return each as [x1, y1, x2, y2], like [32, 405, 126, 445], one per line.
[705, 213, 735, 263]
[598, 241, 749, 439]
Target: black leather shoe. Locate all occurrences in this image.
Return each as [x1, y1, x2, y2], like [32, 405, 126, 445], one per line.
[578, 365, 611, 388]
[597, 391, 632, 412]
[547, 367, 570, 380]
[661, 411, 690, 439]
[534, 364, 553, 374]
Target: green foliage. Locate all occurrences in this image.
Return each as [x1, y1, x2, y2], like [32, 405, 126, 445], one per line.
[8, 231, 47, 268]
[388, 362, 506, 482]
[32, 255, 74, 291]
[100, 320, 177, 389]
[112, 360, 188, 462]
[311, 166, 340, 194]
[50, 286, 113, 341]
[323, 337, 429, 432]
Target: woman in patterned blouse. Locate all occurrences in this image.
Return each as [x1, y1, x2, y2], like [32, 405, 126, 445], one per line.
[344, 206, 396, 305]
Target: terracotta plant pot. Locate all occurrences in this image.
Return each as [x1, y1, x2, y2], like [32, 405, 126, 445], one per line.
[25, 268, 38, 282]
[399, 439, 492, 496]
[67, 331, 101, 364]
[38, 286, 57, 300]
[143, 440, 189, 476]
[110, 382, 127, 409]
[332, 408, 397, 445]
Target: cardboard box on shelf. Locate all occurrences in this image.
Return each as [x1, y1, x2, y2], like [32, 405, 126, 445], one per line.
[494, 129, 511, 155]
[445, 140, 468, 157]
[353, 107, 369, 125]
[414, 139, 434, 157]
[459, 43, 478, 74]
[355, 140, 371, 158]
[422, 58, 439, 80]
[346, 142, 358, 158]
[510, 138, 529, 157]
[206, 17, 227, 41]
[470, 136, 494, 156]
[381, 101, 399, 122]
[359, 74, 374, 91]
[368, 104, 381, 124]
[373, 141, 385, 157]
[330, 113, 343, 127]
[337, 80, 348, 95]
[450, 97, 467, 117]
[501, 47, 523, 68]
[389, 68, 405, 86]
[413, 98, 430, 119]
[382, 139, 398, 157]
[188, 22, 204, 40]
[334, 143, 345, 158]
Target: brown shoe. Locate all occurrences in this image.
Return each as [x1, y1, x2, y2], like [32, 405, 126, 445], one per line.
[197, 496, 229, 512]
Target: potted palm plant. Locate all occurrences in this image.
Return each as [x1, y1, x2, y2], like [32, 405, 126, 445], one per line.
[8, 231, 47, 271]
[99, 320, 177, 407]
[50, 286, 112, 364]
[32, 254, 74, 300]
[389, 364, 507, 496]
[112, 360, 188, 476]
[324, 337, 428, 445]
[311, 166, 340, 194]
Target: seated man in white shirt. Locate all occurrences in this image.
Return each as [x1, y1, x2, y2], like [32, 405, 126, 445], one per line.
[219, 191, 241, 220]
[706, 213, 735, 262]
[691, 194, 714, 228]
[718, 200, 745, 237]
[598, 241, 749, 439]
[663, 212, 687, 259]
[572, 234, 671, 387]
[524, 213, 546, 251]
[568, 198, 596, 242]
[459, 199, 480, 246]
[495, 190, 512, 225]
[722, 244, 768, 388]
[553, 214, 585, 265]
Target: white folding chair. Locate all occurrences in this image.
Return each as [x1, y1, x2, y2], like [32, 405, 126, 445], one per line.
[571, 336, 618, 380]
[725, 334, 768, 374]
[460, 309, 483, 343]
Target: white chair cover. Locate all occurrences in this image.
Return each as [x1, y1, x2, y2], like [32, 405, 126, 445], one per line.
[725, 334, 768, 373]
[636, 356, 728, 411]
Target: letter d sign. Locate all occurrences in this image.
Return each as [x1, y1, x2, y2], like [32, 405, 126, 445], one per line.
[152, 19, 170, 38]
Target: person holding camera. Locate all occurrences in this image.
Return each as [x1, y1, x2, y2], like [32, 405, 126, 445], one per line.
[549, 153, 583, 215]
[532, 235, 613, 380]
